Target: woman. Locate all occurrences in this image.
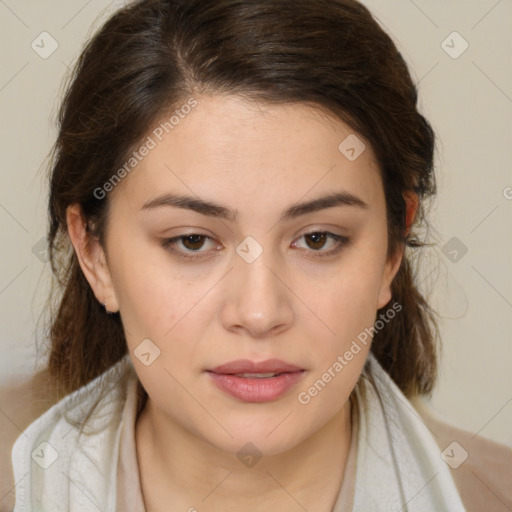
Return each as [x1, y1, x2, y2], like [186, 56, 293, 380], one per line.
[8, 0, 512, 511]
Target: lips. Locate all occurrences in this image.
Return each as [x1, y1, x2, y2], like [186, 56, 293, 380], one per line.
[209, 359, 304, 375]
[206, 359, 305, 403]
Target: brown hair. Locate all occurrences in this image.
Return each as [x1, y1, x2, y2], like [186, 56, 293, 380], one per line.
[43, 0, 439, 400]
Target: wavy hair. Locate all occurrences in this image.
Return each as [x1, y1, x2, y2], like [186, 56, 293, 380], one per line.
[43, 0, 439, 401]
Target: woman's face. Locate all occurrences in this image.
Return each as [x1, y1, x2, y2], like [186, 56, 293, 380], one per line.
[79, 94, 402, 456]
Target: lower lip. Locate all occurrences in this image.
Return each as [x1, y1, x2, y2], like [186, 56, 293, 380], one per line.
[207, 371, 305, 403]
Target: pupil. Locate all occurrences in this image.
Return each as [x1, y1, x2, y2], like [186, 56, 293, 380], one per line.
[184, 235, 204, 250]
[307, 233, 325, 250]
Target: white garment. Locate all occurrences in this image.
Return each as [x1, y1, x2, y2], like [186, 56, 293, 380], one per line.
[352, 357, 466, 511]
[11, 353, 466, 511]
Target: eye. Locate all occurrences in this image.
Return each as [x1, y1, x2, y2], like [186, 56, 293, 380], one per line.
[161, 234, 219, 261]
[292, 231, 349, 258]
[161, 231, 350, 262]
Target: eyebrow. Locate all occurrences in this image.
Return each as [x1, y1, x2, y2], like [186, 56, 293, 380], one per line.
[140, 191, 368, 222]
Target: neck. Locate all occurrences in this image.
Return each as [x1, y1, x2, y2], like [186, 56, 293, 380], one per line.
[136, 396, 353, 512]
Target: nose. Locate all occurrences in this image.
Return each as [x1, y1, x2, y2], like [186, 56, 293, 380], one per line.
[220, 247, 294, 338]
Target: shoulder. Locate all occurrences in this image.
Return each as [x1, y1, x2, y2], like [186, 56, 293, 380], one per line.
[411, 396, 512, 512]
[0, 368, 63, 510]
[5, 356, 135, 512]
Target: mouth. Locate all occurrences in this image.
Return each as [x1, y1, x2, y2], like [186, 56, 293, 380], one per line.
[206, 359, 306, 403]
[227, 372, 289, 378]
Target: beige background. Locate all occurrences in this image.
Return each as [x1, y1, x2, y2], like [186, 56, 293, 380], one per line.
[0, 0, 511, 450]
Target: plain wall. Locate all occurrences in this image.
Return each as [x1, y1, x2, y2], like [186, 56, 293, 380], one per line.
[0, 0, 511, 448]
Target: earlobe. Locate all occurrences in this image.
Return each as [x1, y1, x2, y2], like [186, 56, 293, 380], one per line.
[66, 204, 119, 313]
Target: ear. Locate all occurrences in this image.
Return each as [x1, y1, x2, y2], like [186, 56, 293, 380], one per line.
[376, 191, 419, 309]
[66, 204, 119, 313]
[376, 245, 403, 310]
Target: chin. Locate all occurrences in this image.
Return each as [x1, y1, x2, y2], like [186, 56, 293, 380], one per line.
[198, 414, 316, 460]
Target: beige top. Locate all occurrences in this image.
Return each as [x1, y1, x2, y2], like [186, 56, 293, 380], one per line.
[116, 379, 359, 512]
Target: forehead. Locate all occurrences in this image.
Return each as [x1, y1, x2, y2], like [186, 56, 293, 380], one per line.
[110, 94, 383, 215]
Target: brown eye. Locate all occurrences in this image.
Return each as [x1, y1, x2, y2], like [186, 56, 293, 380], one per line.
[304, 232, 328, 250]
[292, 231, 349, 258]
[161, 234, 219, 261]
[180, 234, 207, 251]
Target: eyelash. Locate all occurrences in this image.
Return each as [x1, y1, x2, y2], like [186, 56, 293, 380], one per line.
[161, 231, 350, 261]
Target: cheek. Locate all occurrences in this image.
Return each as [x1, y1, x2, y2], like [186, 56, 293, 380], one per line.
[110, 247, 219, 379]
[314, 285, 378, 380]
[297, 269, 380, 419]
[107, 237, 183, 343]
[305, 251, 387, 393]
[321, 255, 385, 331]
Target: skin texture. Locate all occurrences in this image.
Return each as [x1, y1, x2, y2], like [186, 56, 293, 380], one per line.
[67, 94, 410, 511]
